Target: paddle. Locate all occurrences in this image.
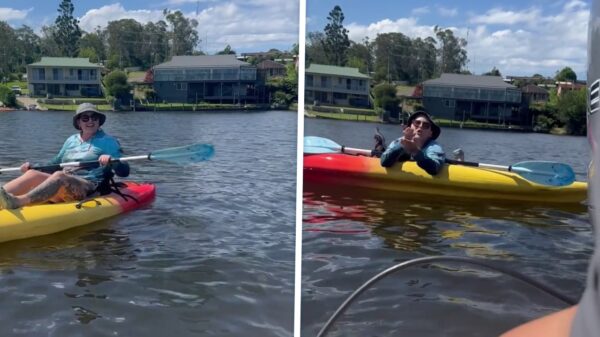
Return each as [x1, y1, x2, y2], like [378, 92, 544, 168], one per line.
[0, 143, 215, 174]
[304, 136, 576, 187]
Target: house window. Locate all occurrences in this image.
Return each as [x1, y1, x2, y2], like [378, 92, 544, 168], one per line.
[306, 75, 313, 86]
[176, 83, 187, 91]
[346, 79, 351, 89]
[444, 99, 455, 108]
[321, 77, 328, 87]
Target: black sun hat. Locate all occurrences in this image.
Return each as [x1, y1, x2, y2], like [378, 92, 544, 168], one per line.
[406, 111, 441, 140]
[73, 103, 106, 130]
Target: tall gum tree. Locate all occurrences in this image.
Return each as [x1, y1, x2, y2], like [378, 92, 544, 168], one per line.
[54, 0, 82, 57]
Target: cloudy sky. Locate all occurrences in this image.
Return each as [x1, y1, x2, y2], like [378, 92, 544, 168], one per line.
[308, 0, 589, 79]
[0, 0, 299, 54]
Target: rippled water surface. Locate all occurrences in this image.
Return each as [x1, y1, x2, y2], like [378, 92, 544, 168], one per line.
[303, 118, 592, 337]
[0, 110, 297, 336]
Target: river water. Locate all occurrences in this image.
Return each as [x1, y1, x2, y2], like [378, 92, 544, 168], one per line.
[302, 118, 592, 337]
[0, 110, 297, 337]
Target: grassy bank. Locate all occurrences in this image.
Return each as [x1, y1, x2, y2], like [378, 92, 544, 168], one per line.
[305, 107, 531, 131]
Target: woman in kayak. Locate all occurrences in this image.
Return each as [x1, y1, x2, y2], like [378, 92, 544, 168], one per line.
[380, 111, 445, 175]
[0, 103, 129, 209]
[502, 1, 598, 336]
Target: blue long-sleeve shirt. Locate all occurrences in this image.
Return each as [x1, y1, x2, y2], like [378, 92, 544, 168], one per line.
[45, 130, 129, 183]
[380, 138, 445, 175]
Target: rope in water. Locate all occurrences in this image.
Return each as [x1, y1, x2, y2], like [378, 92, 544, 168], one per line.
[317, 255, 577, 337]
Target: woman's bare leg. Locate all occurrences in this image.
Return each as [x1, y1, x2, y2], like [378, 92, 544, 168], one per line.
[3, 171, 94, 209]
[3, 170, 51, 195]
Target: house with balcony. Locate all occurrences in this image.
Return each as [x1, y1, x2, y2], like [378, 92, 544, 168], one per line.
[27, 57, 103, 97]
[522, 84, 549, 104]
[152, 55, 258, 104]
[257, 60, 287, 81]
[422, 73, 529, 126]
[305, 63, 370, 107]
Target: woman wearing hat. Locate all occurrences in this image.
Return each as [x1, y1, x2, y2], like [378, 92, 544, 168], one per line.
[0, 103, 129, 209]
[380, 111, 445, 175]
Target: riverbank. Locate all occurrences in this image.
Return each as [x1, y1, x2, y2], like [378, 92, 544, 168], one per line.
[304, 107, 539, 133]
[24, 99, 296, 112]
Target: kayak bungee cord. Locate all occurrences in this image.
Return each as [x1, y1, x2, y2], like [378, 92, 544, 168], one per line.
[316, 256, 576, 337]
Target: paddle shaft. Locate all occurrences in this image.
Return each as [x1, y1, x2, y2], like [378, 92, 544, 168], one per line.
[0, 155, 149, 174]
[446, 159, 510, 171]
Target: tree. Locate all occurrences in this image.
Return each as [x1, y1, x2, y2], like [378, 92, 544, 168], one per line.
[0, 22, 17, 77]
[164, 10, 199, 56]
[106, 19, 145, 69]
[104, 70, 132, 101]
[555, 67, 577, 82]
[14, 25, 41, 73]
[306, 31, 328, 64]
[483, 67, 502, 77]
[79, 29, 106, 64]
[373, 32, 413, 83]
[373, 83, 400, 115]
[216, 45, 236, 55]
[556, 89, 586, 135]
[346, 37, 373, 75]
[323, 5, 350, 66]
[54, 0, 82, 57]
[39, 25, 61, 57]
[434, 26, 468, 74]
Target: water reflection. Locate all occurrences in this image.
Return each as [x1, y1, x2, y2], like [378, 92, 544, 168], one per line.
[302, 181, 591, 337]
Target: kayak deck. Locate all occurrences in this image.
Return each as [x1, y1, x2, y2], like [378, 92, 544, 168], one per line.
[0, 181, 156, 243]
[304, 154, 587, 204]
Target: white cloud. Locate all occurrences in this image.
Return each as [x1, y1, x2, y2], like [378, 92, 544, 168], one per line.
[470, 7, 542, 25]
[346, 18, 433, 42]
[77, 1, 297, 53]
[438, 7, 458, 17]
[344, 1, 589, 78]
[411, 6, 430, 16]
[0, 7, 32, 21]
[193, 1, 298, 52]
[79, 4, 164, 31]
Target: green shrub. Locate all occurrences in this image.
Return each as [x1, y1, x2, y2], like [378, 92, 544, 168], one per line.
[0, 86, 17, 107]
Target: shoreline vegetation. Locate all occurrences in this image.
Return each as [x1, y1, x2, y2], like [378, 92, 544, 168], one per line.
[304, 106, 572, 135]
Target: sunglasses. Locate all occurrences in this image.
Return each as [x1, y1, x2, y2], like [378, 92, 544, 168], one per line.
[412, 119, 431, 130]
[79, 114, 100, 122]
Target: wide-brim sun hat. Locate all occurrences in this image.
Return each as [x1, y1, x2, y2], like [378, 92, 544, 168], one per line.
[73, 103, 106, 130]
[406, 111, 441, 140]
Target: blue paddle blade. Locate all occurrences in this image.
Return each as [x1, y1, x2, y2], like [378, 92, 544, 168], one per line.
[512, 161, 576, 187]
[149, 143, 215, 164]
[304, 136, 342, 154]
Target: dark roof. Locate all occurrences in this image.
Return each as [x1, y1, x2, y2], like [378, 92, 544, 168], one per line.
[257, 60, 286, 69]
[423, 73, 517, 89]
[522, 84, 549, 94]
[154, 55, 250, 69]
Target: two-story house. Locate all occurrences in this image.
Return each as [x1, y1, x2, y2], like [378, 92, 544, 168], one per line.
[153, 55, 258, 104]
[305, 64, 370, 107]
[422, 73, 529, 126]
[27, 57, 103, 97]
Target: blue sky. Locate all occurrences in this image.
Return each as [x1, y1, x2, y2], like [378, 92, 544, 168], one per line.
[0, 0, 299, 54]
[307, 0, 589, 79]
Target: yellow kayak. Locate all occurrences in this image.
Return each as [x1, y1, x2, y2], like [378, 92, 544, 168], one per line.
[0, 182, 155, 243]
[304, 154, 587, 204]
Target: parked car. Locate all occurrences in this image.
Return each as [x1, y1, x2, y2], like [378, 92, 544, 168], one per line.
[10, 86, 21, 95]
